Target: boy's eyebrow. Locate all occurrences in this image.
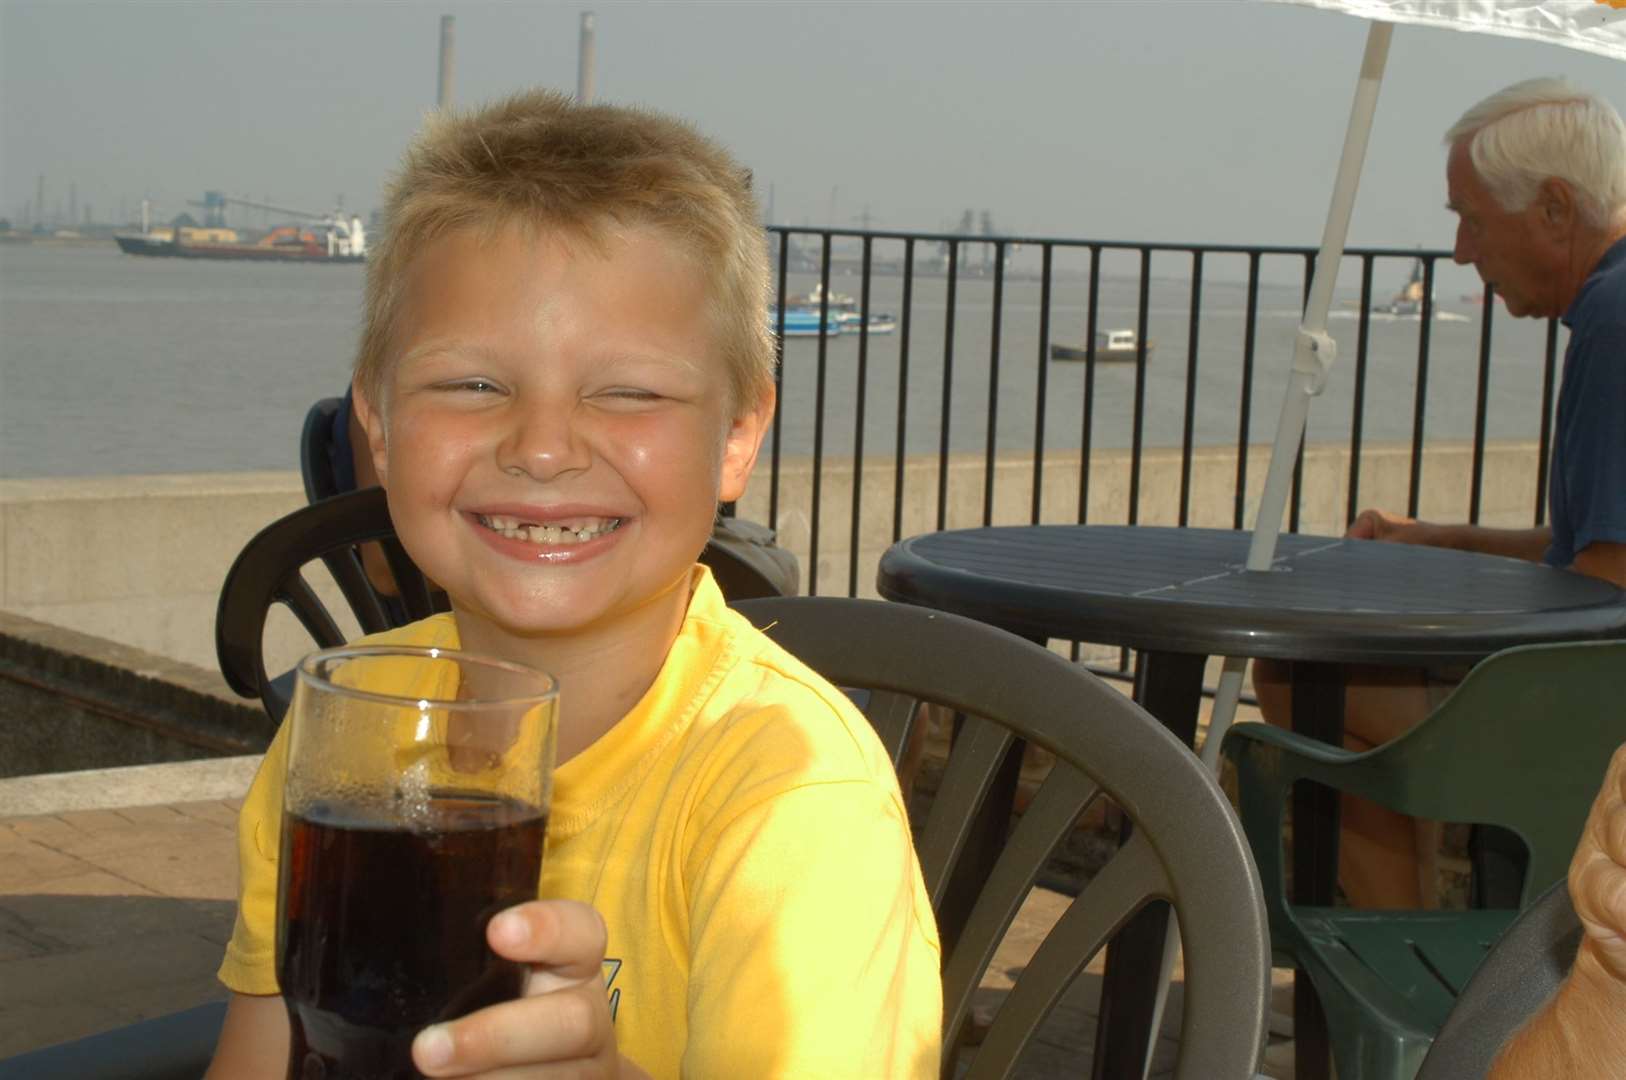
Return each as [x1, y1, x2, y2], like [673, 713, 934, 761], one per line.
[396, 340, 495, 368]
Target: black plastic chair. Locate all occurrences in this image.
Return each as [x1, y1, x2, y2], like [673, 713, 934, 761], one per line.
[1414, 880, 1582, 1080]
[0, 1000, 228, 1080]
[215, 487, 447, 722]
[217, 487, 798, 723]
[734, 596, 1270, 1078]
[299, 394, 350, 504]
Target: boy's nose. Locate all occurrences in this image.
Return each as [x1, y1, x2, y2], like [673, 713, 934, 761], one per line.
[495, 399, 592, 482]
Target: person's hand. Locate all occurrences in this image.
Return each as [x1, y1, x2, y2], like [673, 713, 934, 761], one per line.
[1345, 507, 1428, 544]
[411, 899, 646, 1079]
[1570, 744, 1626, 987]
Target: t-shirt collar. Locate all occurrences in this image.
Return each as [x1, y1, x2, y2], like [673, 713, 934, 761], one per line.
[1563, 233, 1626, 328]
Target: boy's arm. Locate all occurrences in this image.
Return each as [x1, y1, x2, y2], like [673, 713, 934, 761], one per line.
[679, 779, 942, 1077]
[204, 993, 289, 1079]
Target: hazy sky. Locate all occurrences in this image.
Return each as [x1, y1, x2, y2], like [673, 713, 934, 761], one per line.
[4, 0, 1625, 254]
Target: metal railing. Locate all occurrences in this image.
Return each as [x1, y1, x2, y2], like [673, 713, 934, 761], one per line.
[758, 225, 1563, 608]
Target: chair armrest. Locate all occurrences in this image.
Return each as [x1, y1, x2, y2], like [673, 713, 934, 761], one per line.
[1221, 723, 1370, 937]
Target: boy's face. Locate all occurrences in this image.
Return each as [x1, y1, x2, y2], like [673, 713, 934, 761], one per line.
[356, 223, 771, 642]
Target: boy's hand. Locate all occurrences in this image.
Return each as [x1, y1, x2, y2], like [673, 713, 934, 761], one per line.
[412, 899, 648, 1079]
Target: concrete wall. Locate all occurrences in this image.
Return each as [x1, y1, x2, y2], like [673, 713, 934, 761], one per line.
[0, 610, 273, 778]
[735, 438, 1547, 597]
[1, 439, 1547, 675]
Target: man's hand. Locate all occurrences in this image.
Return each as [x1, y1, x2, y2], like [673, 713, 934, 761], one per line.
[411, 900, 650, 1079]
[1571, 744, 1626, 984]
[1489, 743, 1626, 1078]
[1345, 508, 1431, 544]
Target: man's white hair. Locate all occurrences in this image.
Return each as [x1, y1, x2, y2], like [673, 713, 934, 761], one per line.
[1445, 77, 1626, 230]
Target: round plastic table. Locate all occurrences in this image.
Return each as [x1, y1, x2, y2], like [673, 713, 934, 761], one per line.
[878, 524, 1626, 1079]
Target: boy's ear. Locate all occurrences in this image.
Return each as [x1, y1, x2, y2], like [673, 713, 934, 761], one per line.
[350, 377, 391, 488]
[718, 386, 775, 504]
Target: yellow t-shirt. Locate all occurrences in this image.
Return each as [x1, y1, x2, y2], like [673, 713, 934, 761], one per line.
[220, 567, 943, 1078]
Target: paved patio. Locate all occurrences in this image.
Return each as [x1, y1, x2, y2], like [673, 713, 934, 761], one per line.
[0, 755, 1296, 1076]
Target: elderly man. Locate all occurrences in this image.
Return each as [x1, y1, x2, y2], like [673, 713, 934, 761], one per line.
[1255, 77, 1626, 908]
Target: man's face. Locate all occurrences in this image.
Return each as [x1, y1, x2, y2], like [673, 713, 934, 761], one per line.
[1446, 140, 1567, 319]
[357, 223, 770, 644]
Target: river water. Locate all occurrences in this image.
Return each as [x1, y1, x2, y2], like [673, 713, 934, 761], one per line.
[0, 242, 1562, 480]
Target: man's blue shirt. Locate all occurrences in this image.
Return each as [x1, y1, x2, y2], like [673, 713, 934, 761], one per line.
[1546, 235, 1626, 568]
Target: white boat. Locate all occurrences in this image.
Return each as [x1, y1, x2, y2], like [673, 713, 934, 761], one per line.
[770, 306, 845, 338]
[786, 283, 897, 336]
[1049, 329, 1152, 363]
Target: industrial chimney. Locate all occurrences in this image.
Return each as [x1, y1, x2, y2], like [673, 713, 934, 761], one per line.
[438, 15, 455, 108]
[577, 12, 596, 104]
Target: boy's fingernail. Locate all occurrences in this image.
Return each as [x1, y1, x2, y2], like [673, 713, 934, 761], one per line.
[416, 1024, 454, 1069]
[492, 909, 529, 948]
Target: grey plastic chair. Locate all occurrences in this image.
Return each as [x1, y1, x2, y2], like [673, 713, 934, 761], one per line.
[734, 595, 1270, 1079]
[1414, 881, 1582, 1080]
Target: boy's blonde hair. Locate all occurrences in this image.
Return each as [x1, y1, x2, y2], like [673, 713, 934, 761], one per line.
[356, 89, 776, 415]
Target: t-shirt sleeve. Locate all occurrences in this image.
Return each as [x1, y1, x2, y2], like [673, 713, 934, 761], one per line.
[217, 727, 289, 996]
[1561, 320, 1626, 558]
[678, 767, 942, 1078]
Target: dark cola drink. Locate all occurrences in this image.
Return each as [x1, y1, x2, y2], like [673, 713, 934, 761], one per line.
[276, 792, 546, 1079]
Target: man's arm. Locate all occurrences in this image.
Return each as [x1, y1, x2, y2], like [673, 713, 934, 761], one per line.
[1489, 744, 1626, 1078]
[204, 993, 288, 1079]
[1571, 541, 1626, 590]
[1346, 509, 1552, 562]
[1488, 947, 1626, 1079]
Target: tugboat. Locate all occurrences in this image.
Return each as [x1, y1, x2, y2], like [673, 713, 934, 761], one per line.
[1380, 258, 1429, 316]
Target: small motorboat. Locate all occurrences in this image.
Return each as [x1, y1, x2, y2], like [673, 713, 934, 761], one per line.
[1049, 329, 1152, 363]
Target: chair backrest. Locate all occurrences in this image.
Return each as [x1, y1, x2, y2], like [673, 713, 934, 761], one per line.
[733, 596, 1269, 1080]
[1415, 880, 1582, 1079]
[299, 395, 348, 504]
[216, 487, 448, 722]
[1333, 640, 1626, 903]
[217, 489, 798, 722]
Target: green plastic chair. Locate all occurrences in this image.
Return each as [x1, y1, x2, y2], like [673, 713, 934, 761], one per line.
[1221, 639, 1626, 1080]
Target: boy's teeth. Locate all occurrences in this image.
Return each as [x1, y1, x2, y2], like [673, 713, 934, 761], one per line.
[479, 514, 620, 545]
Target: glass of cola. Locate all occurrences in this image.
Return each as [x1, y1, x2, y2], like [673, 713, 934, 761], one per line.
[276, 645, 558, 1079]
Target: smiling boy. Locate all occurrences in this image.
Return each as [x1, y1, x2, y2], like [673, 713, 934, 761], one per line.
[206, 91, 941, 1079]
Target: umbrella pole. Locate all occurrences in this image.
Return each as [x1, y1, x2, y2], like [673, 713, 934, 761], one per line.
[1144, 23, 1394, 1077]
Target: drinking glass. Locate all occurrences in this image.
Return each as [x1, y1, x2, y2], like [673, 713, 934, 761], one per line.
[276, 645, 558, 1080]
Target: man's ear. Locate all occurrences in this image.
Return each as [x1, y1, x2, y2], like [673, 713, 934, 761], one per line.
[350, 377, 390, 488]
[718, 385, 775, 505]
[1536, 177, 1577, 236]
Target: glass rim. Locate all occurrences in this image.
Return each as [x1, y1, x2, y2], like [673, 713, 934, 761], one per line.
[295, 644, 559, 710]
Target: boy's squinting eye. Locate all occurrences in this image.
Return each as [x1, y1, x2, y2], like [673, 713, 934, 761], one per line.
[601, 387, 663, 403]
[436, 378, 502, 394]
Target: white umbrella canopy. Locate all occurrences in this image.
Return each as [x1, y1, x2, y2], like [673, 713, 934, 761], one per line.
[1195, 0, 1626, 775]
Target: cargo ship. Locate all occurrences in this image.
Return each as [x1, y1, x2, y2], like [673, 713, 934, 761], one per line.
[114, 219, 365, 263]
[114, 197, 366, 263]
